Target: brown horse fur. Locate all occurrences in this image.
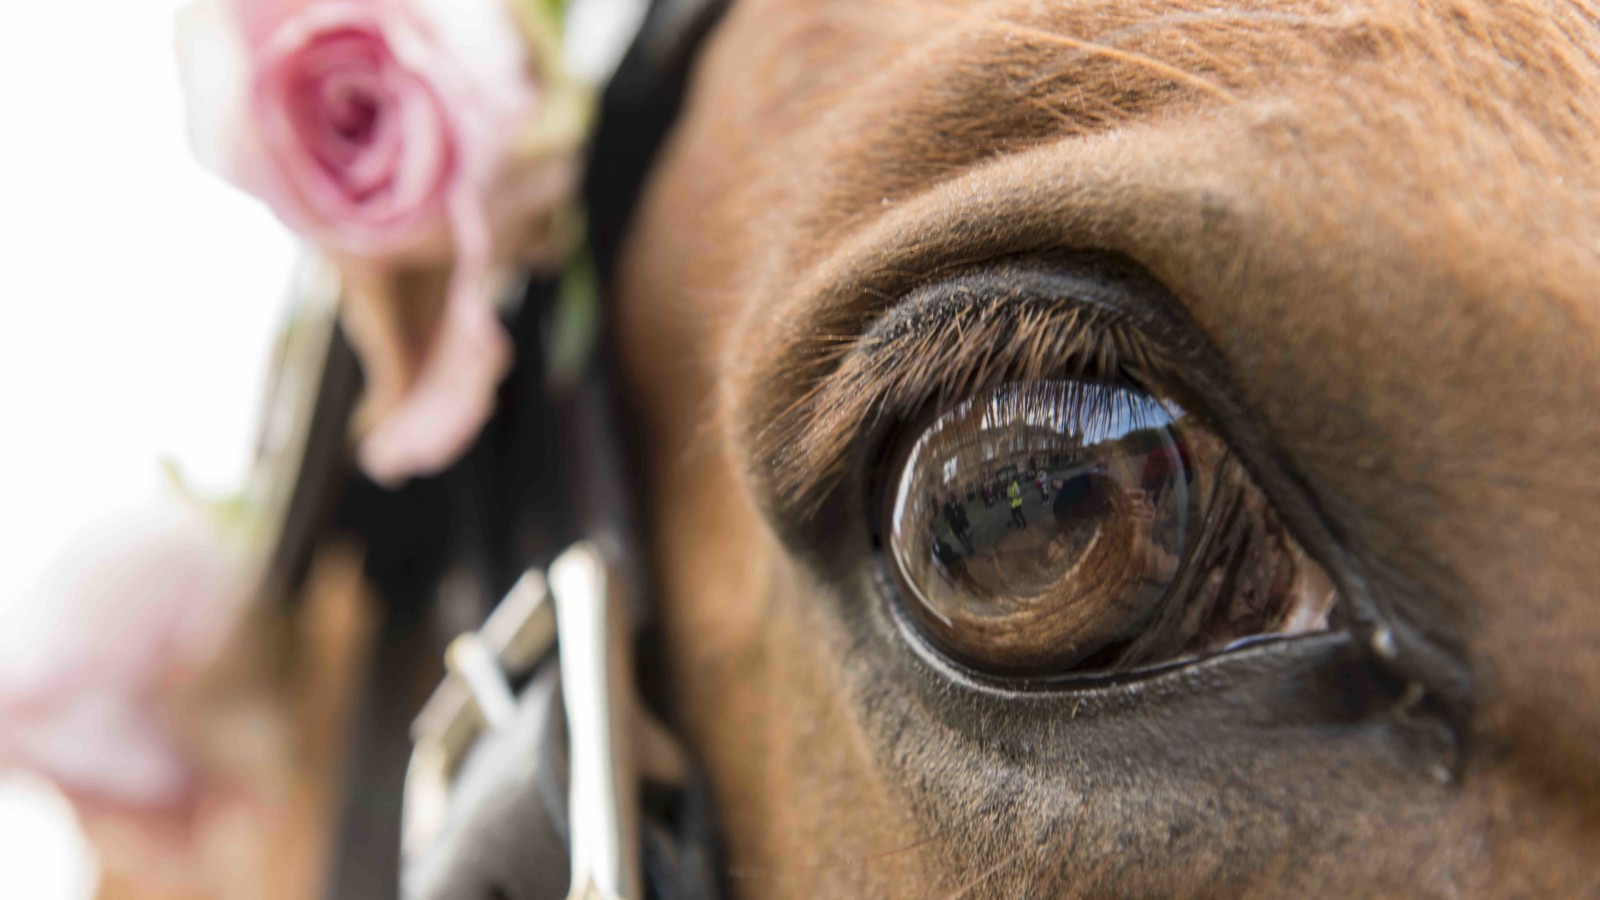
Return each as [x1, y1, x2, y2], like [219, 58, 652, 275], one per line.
[613, 0, 1600, 896]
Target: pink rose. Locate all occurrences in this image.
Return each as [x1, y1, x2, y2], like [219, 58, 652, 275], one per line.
[178, 0, 570, 483]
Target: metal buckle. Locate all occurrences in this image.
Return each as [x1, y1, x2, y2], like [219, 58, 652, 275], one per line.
[402, 541, 643, 900]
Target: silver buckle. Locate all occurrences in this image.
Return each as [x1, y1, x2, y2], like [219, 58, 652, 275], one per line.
[402, 541, 644, 900]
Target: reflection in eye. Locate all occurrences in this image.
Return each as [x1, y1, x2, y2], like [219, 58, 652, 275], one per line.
[885, 379, 1338, 678]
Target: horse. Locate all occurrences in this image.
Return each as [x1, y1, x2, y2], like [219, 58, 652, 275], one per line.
[610, 0, 1600, 895]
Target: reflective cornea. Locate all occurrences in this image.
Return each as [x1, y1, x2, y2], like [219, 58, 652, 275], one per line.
[884, 379, 1340, 680]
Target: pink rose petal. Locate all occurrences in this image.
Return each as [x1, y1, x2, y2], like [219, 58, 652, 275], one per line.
[178, 0, 551, 483]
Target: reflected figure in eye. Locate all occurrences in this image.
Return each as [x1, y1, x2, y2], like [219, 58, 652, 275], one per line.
[1127, 487, 1182, 584]
[944, 496, 975, 552]
[1140, 442, 1191, 510]
[931, 534, 964, 586]
[1007, 478, 1027, 529]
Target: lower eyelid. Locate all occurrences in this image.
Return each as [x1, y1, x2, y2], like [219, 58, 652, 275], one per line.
[873, 548, 1354, 701]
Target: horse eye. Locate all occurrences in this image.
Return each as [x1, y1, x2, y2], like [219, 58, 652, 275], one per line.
[883, 379, 1339, 679]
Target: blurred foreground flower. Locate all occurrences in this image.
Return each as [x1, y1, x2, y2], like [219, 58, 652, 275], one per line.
[0, 503, 243, 806]
[177, 0, 588, 483]
[1, 496, 377, 897]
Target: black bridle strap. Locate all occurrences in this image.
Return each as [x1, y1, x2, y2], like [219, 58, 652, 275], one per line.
[584, 0, 730, 293]
[320, 0, 733, 895]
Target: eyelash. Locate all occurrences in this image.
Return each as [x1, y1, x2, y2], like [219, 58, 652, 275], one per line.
[764, 294, 1171, 520]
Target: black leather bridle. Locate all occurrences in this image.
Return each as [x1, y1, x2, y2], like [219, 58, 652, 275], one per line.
[262, 2, 730, 896]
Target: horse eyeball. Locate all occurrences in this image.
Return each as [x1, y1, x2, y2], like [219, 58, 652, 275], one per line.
[883, 379, 1337, 678]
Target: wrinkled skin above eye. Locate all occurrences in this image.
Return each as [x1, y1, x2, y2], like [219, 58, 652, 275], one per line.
[886, 379, 1339, 678]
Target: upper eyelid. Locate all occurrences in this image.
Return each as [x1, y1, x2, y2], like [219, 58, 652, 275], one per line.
[749, 256, 1182, 522]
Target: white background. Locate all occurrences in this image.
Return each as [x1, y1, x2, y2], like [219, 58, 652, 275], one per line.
[0, 1, 296, 894]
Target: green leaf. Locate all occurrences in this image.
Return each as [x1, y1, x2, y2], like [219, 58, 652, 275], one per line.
[546, 247, 602, 389]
